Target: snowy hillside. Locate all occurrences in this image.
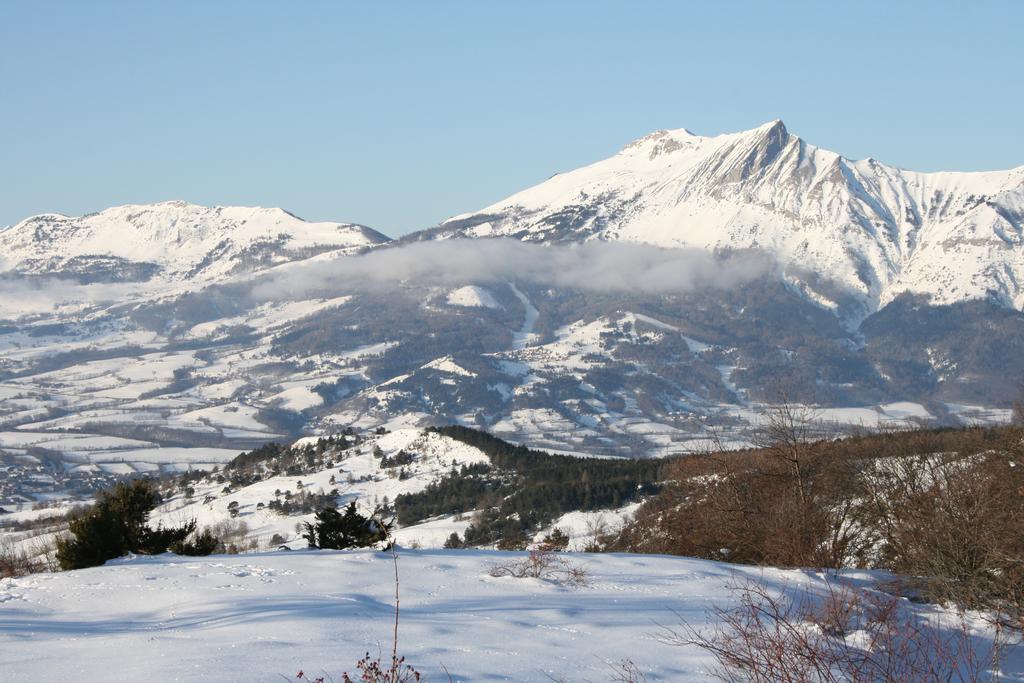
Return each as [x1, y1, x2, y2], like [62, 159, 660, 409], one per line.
[142, 427, 642, 553]
[0, 200, 390, 283]
[150, 429, 493, 550]
[446, 285, 503, 309]
[0, 549, 1017, 682]
[428, 121, 1024, 318]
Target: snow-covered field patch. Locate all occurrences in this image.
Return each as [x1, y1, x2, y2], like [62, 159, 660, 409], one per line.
[446, 285, 502, 309]
[0, 550, 1017, 682]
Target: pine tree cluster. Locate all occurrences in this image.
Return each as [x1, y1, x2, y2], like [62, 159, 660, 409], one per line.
[56, 479, 216, 570]
[302, 502, 388, 550]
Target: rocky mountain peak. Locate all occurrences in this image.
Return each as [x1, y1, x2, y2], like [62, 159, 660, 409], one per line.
[430, 122, 1024, 320]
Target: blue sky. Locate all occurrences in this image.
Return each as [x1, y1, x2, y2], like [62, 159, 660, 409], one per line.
[2, 1, 1021, 236]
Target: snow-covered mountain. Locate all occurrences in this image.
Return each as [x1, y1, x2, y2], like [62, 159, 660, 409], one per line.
[2, 126, 1024, 494]
[424, 121, 1024, 318]
[0, 200, 390, 283]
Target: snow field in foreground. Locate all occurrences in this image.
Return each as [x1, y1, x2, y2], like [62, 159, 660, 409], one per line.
[1, 549, 1019, 682]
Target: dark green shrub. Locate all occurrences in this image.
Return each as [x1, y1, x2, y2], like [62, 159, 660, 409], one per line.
[56, 479, 200, 570]
[540, 527, 570, 551]
[170, 528, 221, 556]
[303, 502, 387, 550]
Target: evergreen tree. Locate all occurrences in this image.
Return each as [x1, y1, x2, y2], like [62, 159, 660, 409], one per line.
[170, 528, 220, 556]
[302, 502, 387, 550]
[56, 479, 204, 570]
[540, 527, 570, 551]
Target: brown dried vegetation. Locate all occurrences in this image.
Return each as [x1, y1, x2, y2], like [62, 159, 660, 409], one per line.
[610, 412, 1024, 628]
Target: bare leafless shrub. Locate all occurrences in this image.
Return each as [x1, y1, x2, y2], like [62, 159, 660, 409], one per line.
[209, 518, 249, 546]
[666, 579, 1007, 683]
[607, 658, 648, 683]
[610, 403, 867, 568]
[340, 653, 422, 683]
[488, 547, 588, 586]
[582, 515, 625, 552]
[855, 438, 1024, 629]
[0, 536, 43, 578]
[611, 419, 1024, 631]
[198, 518, 262, 553]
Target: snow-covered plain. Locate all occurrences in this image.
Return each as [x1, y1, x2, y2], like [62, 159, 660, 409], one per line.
[2, 549, 1017, 682]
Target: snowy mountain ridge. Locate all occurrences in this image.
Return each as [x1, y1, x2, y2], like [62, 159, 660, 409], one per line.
[0, 200, 390, 283]
[2, 124, 1024, 483]
[431, 120, 1024, 317]
[5, 122, 1023, 316]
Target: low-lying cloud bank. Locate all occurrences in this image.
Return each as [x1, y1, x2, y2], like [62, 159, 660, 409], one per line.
[0, 240, 777, 319]
[255, 239, 775, 299]
[0, 276, 139, 318]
